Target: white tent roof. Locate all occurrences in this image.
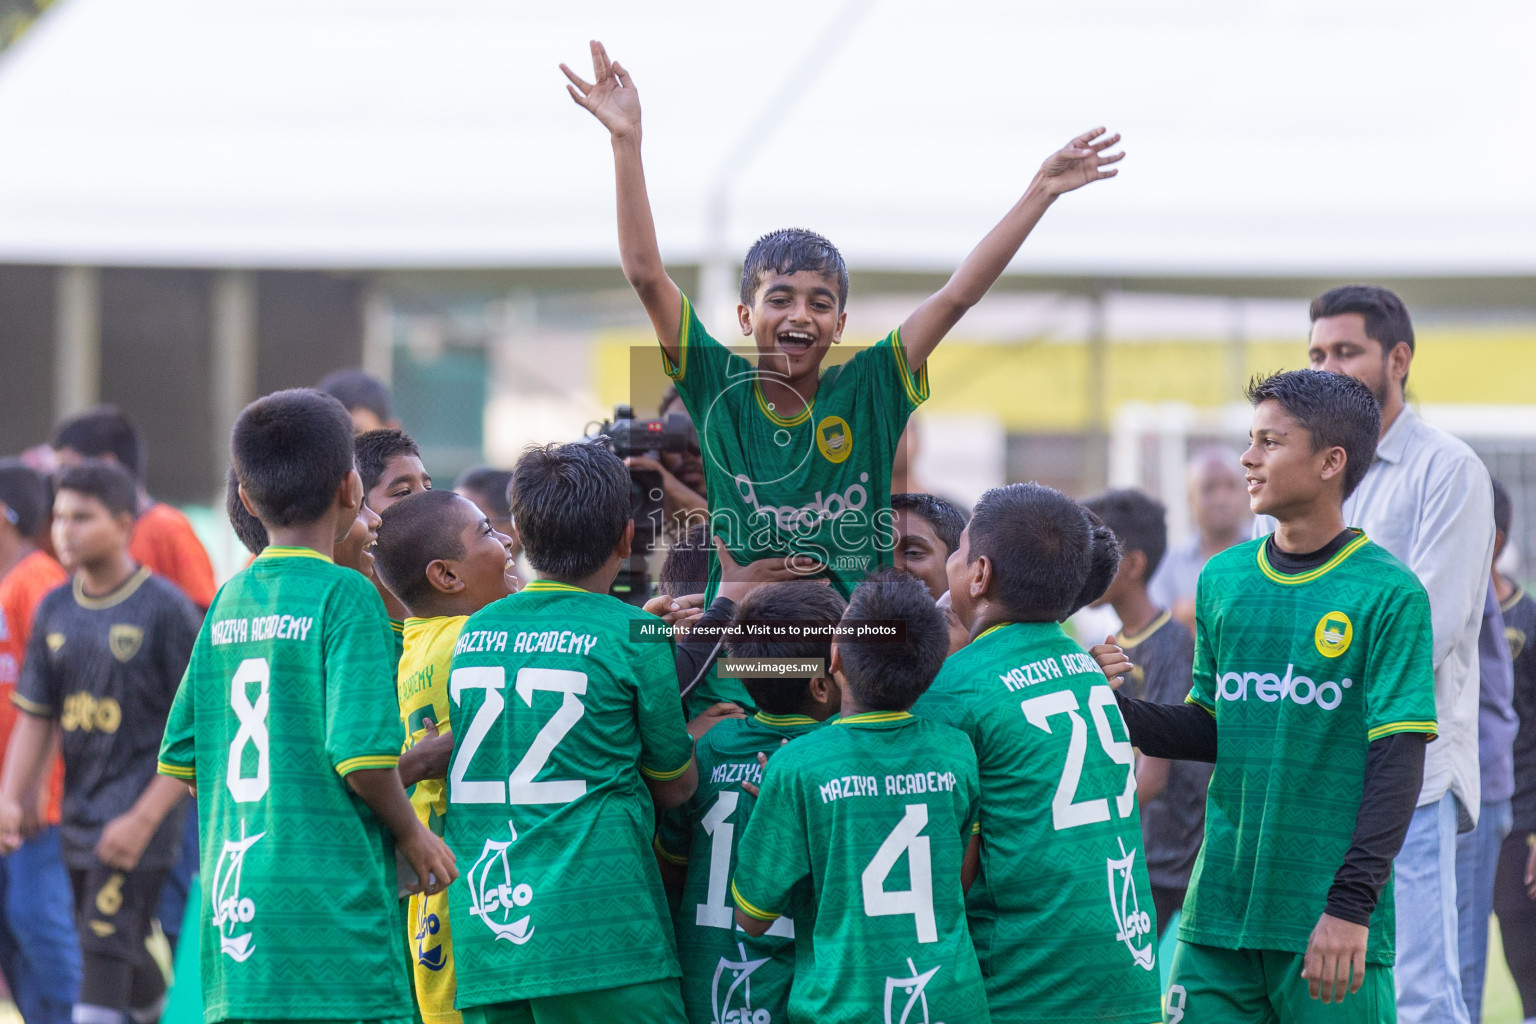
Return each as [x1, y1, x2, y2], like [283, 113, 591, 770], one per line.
[0, 0, 1531, 274]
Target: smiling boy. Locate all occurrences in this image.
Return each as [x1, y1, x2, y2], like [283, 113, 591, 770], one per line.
[1113, 370, 1437, 1023]
[564, 39, 1120, 599]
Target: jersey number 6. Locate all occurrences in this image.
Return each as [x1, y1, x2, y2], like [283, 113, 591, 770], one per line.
[449, 666, 588, 805]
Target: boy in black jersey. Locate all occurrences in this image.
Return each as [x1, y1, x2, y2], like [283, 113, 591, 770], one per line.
[1084, 488, 1210, 937]
[0, 464, 199, 1024]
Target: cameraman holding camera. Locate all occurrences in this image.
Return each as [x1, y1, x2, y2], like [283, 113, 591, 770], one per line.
[623, 386, 707, 527]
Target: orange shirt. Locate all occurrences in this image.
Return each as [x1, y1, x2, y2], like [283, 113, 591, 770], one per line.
[0, 549, 68, 824]
[130, 503, 216, 609]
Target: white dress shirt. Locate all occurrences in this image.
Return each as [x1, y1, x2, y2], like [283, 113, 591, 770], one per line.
[1255, 405, 1494, 822]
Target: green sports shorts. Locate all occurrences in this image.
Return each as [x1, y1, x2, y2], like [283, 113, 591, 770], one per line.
[461, 978, 685, 1024]
[1164, 942, 1394, 1024]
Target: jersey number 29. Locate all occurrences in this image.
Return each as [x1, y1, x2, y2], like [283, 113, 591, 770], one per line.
[1020, 684, 1136, 831]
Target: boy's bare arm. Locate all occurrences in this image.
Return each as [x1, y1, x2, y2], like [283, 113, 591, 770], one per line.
[899, 128, 1123, 371]
[0, 713, 56, 852]
[346, 766, 458, 895]
[563, 40, 684, 359]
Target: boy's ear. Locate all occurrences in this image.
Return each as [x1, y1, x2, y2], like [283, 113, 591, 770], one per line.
[1318, 445, 1348, 487]
[237, 482, 261, 519]
[968, 553, 993, 603]
[828, 642, 845, 684]
[737, 303, 753, 337]
[339, 469, 364, 513]
[425, 558, 464, 596]
[832, 309, 847, 344]
[809, 674, 840, 711]
[614, 519, 636, 561]
[1122, 549, 1148, 585]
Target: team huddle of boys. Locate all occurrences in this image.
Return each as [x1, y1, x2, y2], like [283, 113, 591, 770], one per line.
[0, 38, 1453, 1024]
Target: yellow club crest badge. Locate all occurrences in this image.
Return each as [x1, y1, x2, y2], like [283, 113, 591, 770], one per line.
[109, 624, 143, 663]
[46, 632, 65, 652]
[816, 415, 852, 465]
[1314, 611, 1353, 659]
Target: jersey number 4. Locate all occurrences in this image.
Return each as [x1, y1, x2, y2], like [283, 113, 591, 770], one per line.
[863, 804, 938, 943]
[1020, 684, 1136, 831]
[449, 666, 588, 805]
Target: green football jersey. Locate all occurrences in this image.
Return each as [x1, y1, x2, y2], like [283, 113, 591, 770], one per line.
[444, 579, 697, 1004]
[157, 546, 411, 1022]
[913, 620, 1162, 1024]
[664, 294, 928, 600]
[656, 711, 824, 1024]
[1183, 532, 1436, 964]
[730, 712, 987, 1024]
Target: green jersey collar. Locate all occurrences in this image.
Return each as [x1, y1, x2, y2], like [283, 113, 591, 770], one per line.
[1255, 530, 1369, 585]
[753, 711, 818, 728]
[973, 620, 1066, 645]
[522, 580, 586, 594]
[835, 710, 914, 728]
[257, 545, 332, 564]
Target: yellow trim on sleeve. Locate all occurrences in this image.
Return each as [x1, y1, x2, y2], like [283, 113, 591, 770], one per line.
[890, 328, 930, 407]
[335, 754, 401, 776]
[1367, 720, 1438, 741]
[1184, 693, 1216, 716]
[1255, 531, 1369, 585]
[641, 754, 694, 782]
[730, 880, 781, 922]
[971, 821, 981, 835]
[10, 692, 53, 716]
[157, 761, 196, 780]
[653, 837, 689, 867]
[662, 294, 690, 381]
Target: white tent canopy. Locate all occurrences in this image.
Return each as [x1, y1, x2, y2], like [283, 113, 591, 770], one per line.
[0, 0, 1530, 274]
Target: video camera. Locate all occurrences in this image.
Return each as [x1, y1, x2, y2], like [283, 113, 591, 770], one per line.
[589, 405, 700, 605]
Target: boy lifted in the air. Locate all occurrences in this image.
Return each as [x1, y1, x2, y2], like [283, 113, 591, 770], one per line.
[564, 39, 1121, 600]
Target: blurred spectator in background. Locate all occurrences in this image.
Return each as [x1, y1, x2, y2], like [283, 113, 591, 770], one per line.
[1457, 573, 1516, 1022]
[623, 385, 707, 529]
[1491, 479, 1536, 1021]
[1084, 488, 1209, 937]
[317, 368, 399, 434]
[0, 460, 79, 1024]
[50, 407, 217, 611]
[1148, 446, 1248, 630]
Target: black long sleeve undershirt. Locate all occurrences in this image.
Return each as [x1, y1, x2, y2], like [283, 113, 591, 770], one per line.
[674, 596, 736, 699]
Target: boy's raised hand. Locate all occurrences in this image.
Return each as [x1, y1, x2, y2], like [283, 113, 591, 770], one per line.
[561, 40, 641, 140]
[1035, 128, 1124, 197]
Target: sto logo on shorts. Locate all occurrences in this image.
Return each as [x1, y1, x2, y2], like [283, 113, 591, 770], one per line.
[1313, 611, 1353, 659]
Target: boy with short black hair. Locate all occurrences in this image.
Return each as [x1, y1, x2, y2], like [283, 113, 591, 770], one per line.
[656, 581, 845, 1024]
[565, 40, 1120, 600]
[1083, 488, 1209, 938]
[1114, 369, 1436, 1022]
[356, 427, 433, 641]
[51, 406, 216, 610]
[891, 492, 967, 600]
[158, 388, 456, 1024]
[0, 459, 77, 1024]
[0, 462, 198, 1024]
[446, 440, 697, 1023]
[373, 489, 518, 1024]
[913, 482, 1160, 1024]
[729, 570, 983, 1023]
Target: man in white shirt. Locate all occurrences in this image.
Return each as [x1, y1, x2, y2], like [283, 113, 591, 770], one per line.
[1258, 285, 1493, 1024]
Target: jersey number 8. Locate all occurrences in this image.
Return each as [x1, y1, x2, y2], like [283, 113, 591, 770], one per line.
[228, 658, 271, 803]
